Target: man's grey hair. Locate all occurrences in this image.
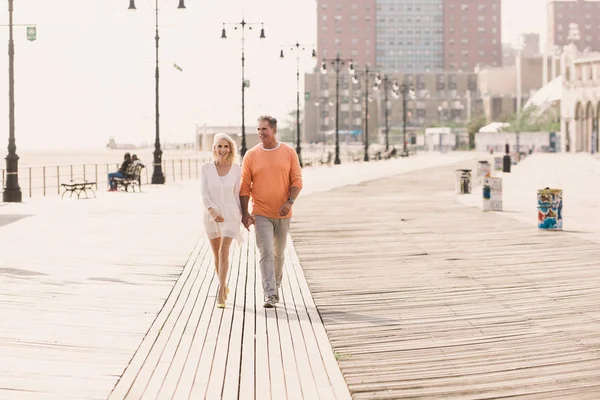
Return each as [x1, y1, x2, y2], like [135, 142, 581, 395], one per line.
[257, 115, 277, 130]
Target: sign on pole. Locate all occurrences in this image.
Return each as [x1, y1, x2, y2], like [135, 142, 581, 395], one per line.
[305, 92, 310, 101]
[244, 80, 250, 88]
[26, 26, 36, 42]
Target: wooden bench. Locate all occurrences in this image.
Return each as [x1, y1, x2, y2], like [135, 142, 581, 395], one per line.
[112, 163, 144, 192]
[319, 151, 333, 166]
[61, 180, 97, 199]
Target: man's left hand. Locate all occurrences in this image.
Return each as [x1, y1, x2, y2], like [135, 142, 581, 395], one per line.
[278, 201, 292, 217]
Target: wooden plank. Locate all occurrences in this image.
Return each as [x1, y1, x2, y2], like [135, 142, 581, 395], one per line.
[238, 231, 257, 399]
[108, 239, 205, 400]
[222, 232, 250, 400]
[254, 231, 272, 400]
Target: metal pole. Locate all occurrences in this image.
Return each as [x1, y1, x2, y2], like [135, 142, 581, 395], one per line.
[151, 0, 165, 184]
[334, 55, 341, 165]
[363, 67, 369, 162]
[295, 43, 302, 167]
[402, 88, 407, 153]
[384, 75, 389, 152]
[3, 0, 22, 202]
[240, 21, 247, 157]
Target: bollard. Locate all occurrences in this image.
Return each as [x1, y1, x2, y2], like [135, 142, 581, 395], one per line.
[537, 188, 562, 230]
[456, 169, 472, 194]
[502, 155, 511, 173]
[482, 176, 502, 211]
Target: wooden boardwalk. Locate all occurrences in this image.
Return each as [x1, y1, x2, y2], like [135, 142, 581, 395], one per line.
[291, 160, 600, 399]
[109, 230, 349, 400]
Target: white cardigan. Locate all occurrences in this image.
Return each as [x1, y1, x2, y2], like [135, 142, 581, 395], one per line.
[200, 162, 243, 243]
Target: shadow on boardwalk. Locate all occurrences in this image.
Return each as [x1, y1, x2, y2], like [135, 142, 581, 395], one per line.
[292, 160, 600, 399]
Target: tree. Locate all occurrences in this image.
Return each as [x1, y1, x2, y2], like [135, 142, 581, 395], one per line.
[500, 105, 560, 133]
[467, 115, 487, 150]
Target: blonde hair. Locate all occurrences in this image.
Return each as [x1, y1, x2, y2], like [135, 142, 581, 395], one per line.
[212, 133, 237, 164]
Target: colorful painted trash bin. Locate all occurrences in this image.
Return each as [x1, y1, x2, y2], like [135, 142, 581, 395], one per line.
[537, 188, 563, 230]
[482, 177, 502, 211]
[456, 169, 471, 194]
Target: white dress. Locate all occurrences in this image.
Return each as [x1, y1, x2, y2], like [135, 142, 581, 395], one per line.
[200, 162, 243, 244]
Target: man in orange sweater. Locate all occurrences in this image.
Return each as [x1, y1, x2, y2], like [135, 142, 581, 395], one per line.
[240, 115, 303, 308]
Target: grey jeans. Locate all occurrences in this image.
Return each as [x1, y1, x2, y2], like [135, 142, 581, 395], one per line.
[254, 215, 291, 298]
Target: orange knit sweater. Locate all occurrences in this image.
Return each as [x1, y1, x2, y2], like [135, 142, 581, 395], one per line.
[240, 143, 303, 219]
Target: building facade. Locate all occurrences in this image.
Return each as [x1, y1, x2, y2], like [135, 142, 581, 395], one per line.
[375, 0, 444, 72]
[303, 69, 482, 145]
[443, 0, 502, 70]
[561, 45, 600, 153]
[317, 0, 377, 67]
[547, 0, 600, 52]
[316, 0, 502, 73]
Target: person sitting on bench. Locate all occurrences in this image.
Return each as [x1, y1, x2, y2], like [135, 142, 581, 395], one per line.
[108, 152, 132, 192]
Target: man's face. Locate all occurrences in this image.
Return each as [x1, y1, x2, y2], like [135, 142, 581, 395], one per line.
[257, 120, 276, 144]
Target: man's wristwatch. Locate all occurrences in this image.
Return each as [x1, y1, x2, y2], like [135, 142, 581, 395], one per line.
[287, 197, 295, 204]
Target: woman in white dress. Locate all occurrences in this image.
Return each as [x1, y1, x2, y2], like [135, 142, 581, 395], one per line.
[200, 133, 243, 308]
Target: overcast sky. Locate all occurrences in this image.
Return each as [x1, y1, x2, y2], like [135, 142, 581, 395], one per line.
[0, 0, 546, 150]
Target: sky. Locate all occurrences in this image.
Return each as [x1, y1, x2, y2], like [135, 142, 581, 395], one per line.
[0, 0, 546, 150]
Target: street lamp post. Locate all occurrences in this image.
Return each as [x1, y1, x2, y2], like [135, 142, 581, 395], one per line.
[321, 52, 354, 165]
[279, 42, 316, 167]
[351, 66, 381, 162]
[382, 74, 394, 152]
[393, 82, 415, 155]
[128, 0, 186, 184]
[3, 0, 21, 202]
[221, 18, 266, 158]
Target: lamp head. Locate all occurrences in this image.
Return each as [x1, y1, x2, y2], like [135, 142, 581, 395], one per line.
[259, 24, 266, 39]
[128, 0, 136, 10]
[221, 24, 227, 39]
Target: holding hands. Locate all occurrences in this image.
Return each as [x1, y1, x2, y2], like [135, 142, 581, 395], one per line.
[242, 213, 255, 231]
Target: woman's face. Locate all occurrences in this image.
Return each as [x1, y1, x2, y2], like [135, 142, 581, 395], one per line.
[215, 139, 231, 161]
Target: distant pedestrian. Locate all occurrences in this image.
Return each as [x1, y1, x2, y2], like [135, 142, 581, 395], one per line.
[201, 133, 243, 309]
[240, 115, 303, 308]
[108, 152, 132, 191]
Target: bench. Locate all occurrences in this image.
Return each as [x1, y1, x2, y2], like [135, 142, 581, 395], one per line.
[61, 179, 97, 199]
[319, 151, 333, 166]
[112, 163, 144, 192]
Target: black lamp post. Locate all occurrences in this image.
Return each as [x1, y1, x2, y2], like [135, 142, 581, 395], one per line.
[320, 52, 354, 165]
[351, 66, 381, 162]
[128, 0, 185, 184]
[221, 18, 266, 158]
[393, 82, 415, 155]
[279, 42, 316, 168]
[3, 0, 21, 202]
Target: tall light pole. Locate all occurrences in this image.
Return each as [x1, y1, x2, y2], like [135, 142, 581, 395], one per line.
[351, 65, 381, 162]
[279, 42, 316, 167]
[381, 74, 396, 152]
[393, 82, 415, 155]
[128, 0, 186, 184]
[321, 52, 354, 165]
[3, 0, 21, 202]
[221, 18, 266, 158]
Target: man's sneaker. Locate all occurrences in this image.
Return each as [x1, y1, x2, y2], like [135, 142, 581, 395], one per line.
[274, 292, 280, 304]
[263, 296, 276, 308]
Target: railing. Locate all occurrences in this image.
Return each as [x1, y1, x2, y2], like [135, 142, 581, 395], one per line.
[0, 147, 407, 199]
[0, 156, 213, 198]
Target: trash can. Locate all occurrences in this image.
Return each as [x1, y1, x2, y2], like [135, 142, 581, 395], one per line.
[494, 157, 503, 171]
[482, 177, 502, 211]
[456, 169, 471, 194]
[477, 160, 491, 179]
[537, 188, 562, 230]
